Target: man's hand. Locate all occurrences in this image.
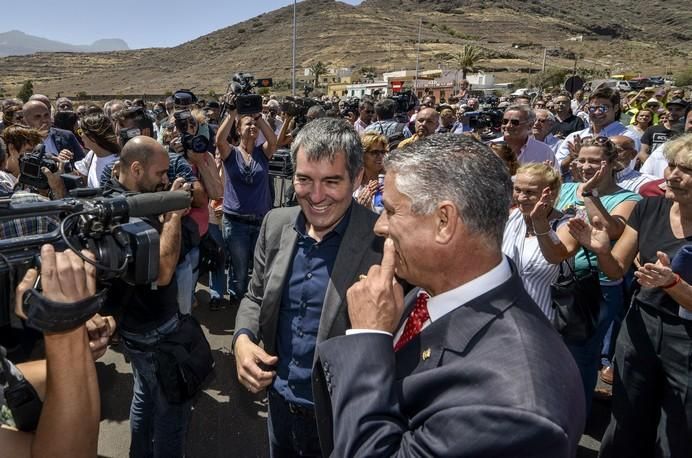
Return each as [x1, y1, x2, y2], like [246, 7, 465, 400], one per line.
[346, 238, 405, 333]
[42, 160, 67, 199]
[15, 246, 97, 323]
[57, 149, 73, 162]
[86, 314, 116, 360]
[234, 334, 278, 393]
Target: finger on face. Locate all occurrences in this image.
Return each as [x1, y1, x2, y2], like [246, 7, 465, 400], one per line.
[379, 238, 397, 280]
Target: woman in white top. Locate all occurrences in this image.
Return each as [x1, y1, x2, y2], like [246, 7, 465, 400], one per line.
[75, 113, 120, 188]
[502, 163, 566, 320]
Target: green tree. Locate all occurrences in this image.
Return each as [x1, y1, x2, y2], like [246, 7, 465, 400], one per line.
[309, 61, 328, 88]
[17, 80, 34, 102]
[449, 45, 484, 80]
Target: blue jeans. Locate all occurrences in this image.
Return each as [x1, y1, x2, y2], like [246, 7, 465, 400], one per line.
[121, 316, 192, 458]
[207, 223, 227, 301]
[565, 283, 624, 415]
[267, 389, 321, 457]
[222, 215, 260, 299]
[176, 247, 200, 315]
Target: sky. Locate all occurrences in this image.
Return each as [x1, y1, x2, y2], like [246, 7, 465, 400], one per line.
[1, 0, 362, 50]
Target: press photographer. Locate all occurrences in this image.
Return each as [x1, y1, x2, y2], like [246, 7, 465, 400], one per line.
[101, 135, 211, 457]
[168, 105, 223, 314]
[215, 90, 277, 301]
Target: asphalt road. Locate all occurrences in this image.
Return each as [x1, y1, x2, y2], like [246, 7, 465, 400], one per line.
[96, 287, 611, 458]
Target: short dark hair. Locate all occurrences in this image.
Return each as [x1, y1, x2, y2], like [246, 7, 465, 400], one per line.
[375, 99, 396, 120]
[113, 107, 154, 135]
[589, 87, 621, 117]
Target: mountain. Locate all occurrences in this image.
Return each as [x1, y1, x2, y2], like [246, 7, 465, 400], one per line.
[0, 30, 129, 57]
[0, 0, 689, 97]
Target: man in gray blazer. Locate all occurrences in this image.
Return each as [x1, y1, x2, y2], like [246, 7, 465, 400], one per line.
[316, 134, 586, 457]
[233, 118, 383, 456]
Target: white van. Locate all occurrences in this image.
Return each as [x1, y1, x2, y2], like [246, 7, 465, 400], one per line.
[588, 79, 632, 92]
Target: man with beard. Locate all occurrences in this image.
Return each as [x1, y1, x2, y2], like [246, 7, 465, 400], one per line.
[102, 136, 193, 457]
[397, 107, 440, 149]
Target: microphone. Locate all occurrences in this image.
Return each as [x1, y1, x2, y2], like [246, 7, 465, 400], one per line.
[125, 191, 191, 217]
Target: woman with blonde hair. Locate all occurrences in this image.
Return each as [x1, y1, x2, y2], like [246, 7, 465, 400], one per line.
[354, 132, 387, 210]
[569, 133, 692, 458]
[502, 162, 565, 319]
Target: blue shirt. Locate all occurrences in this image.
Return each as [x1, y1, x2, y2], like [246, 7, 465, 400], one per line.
[273, 204, 353, 406]
[222, 145, 272, 217]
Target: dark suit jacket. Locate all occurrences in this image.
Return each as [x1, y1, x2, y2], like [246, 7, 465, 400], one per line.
[48, 127, 85, 161]
[234, 203, 383, 449]
[316, 265, 586, 457]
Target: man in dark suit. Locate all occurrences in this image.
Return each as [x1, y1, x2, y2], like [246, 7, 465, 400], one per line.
[22, 100, 85, 161]
[233, 118, 383, 456]
[316, 134, 586, 457]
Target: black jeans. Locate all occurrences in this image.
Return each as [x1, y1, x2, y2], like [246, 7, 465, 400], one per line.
[267, 389, 321, 457]
[599, 302, 692, 458]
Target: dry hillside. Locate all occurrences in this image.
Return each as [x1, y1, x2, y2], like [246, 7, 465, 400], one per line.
[0, 0, 689, 97]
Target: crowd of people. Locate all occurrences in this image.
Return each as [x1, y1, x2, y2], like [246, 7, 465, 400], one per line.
[0, 78, 690, 457]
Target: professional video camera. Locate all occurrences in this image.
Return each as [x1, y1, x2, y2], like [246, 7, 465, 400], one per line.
[280, 96, 321, 129]
[0, 190, 190, 330]
[465, 105, 504, 140]
[339, 97, 360, 118]
[389, 90, 419, 123]
[173, 110, 209, 153]
[18, 144, 79, 192]
[225, 72, 273, 115]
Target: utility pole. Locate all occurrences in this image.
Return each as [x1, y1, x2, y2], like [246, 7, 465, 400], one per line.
[414, 18, 422, 92]
[542, 48, 547, 73]
[292, 0, 297, 96]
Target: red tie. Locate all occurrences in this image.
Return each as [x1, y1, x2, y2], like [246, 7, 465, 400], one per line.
[394, 291, 430, 352]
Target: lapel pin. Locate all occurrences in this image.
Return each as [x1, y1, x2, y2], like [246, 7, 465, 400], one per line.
[421, 348, 431, 360]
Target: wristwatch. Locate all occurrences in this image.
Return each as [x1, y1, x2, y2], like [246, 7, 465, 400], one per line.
[582, 189, 599, 198]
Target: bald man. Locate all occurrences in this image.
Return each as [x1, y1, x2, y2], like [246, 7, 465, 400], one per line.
[22, 100, 85, 160]
[102, 135, 194, 457]
[611, 135, 657, 193]
[397, 107, 440, 148]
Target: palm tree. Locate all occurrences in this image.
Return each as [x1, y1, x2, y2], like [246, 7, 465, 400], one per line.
[309, 61, 328, 88]
[450, 45, 484, 80]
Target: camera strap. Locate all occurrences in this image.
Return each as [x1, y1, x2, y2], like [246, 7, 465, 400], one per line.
[22, 288, 108, 333]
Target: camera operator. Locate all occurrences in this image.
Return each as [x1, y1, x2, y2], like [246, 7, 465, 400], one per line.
[0, 125, 68, 199]
[168, 107, 223, 313]
[101, 136, 193, 457]
[21, 101, 84, 162]
[0, 245, 107, 457]
[215, 93, 277, 300]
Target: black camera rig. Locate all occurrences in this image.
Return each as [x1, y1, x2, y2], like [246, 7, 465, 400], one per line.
[220, 72, 273, 117]
[0, 190, 190, 331]
[18, 143, 79, 191]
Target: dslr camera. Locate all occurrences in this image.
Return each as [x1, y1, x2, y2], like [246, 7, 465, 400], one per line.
[19, 144, 78, 191]
[173, 110, 209, 153]
[228, 72, 273, 115]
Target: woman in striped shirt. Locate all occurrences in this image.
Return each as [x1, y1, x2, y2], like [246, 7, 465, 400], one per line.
[502, 163, 566, 320]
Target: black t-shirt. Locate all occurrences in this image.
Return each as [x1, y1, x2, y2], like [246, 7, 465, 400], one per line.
[550, 113, 585, 138]
[628, 197, 692, 316]
[640, 125, 676, 151]
[101, 180, 179, 333]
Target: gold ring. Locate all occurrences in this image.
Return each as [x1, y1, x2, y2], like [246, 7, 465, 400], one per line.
[358, 274, 368, 281]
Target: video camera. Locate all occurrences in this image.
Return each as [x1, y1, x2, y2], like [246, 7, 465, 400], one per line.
[465, 106, 503, 140]
[389, 90, 419, 123]
[0, 190, 190, 328]
[339, 97, 360, 118]
[227, 72, 273, 115]
[18, 144, 79, 192]
[173, 110, 209, 153]
[280, 96, 321, 129]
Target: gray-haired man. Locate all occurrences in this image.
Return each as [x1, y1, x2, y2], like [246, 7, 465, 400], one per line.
[233, 118, 383, 456]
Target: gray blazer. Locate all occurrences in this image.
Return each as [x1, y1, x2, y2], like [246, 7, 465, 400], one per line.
[234, 201, 383, 360]
[316, 265, 586, 457]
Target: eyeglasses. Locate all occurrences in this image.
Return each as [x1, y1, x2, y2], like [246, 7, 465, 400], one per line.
[588, 105, 610, 114]
[501, 118, 525, 126]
